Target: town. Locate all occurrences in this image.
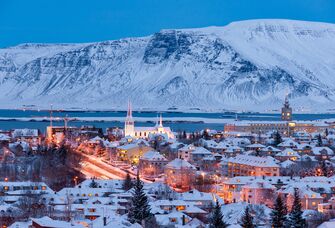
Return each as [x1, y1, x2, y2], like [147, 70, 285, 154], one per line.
[0, 98, 335, 227]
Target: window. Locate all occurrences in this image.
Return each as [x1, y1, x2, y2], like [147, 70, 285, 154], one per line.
[89, 208, 96, 213]
[176, 205, 186, 211]
[170, 218, 177, 223]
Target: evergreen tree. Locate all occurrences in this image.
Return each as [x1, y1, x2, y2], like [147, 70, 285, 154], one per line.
[317, 134, 323, 147]
[320, 160, 328, 177]
[123, 172, 133, 191]
[89, 178, 98, 188]
[274, 131, 283, 146]
[325, 128, 329, 137]
[128, 172, 152, 225]
[271, 195, 287, 228]
[209, 200, 228, 228]
[241, 206, 254, 228]
[203, 130, 210, 140]
[288, 188, 306, 228]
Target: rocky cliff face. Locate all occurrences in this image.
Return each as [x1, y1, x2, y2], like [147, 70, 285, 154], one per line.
[1, 19, 335, 112]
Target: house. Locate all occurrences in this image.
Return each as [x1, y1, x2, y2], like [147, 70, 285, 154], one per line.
[190, 147, 212, 163]
[177, 144, 196, 162]
[312, 147, 334, 160]
[274, 148, 300, 162]
[241, 181, 276, 208]
[277, 139, 299, 149]
[227, 155, 280, 177]
[278, 186, 323, 211]
[139, 151, 168, 178]
[259, 146, 281, 157]
[177, 189, 218, 210]
[116, 143, 152, 164]
[164, 159, 196, 192]
[155, 211, 191, 227]
[318, 197, 335, 214]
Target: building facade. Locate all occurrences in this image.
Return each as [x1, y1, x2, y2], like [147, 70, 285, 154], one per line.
[281, 96, 292, 121]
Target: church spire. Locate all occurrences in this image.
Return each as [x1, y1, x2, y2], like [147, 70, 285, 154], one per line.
[125, 100, 135, 137]
[284, 94, 290, 109]
[127, 100, 132, 118]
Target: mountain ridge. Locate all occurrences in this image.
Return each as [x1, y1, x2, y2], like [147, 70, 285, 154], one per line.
[1, 19, 335, 112]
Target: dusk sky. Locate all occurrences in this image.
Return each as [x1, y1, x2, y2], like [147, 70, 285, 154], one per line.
[1, 0, 334, 48]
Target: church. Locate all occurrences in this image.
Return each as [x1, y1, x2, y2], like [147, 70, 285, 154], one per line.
[124, 102, 175, 139]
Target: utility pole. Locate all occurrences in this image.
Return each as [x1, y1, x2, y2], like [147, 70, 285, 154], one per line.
[50, 104, 53, 128]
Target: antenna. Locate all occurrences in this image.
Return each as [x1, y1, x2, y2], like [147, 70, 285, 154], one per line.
[64, 114, 69, 130]
[50, 104, 53, 128]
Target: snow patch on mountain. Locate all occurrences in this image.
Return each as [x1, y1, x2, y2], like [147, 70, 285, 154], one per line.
[0, 19, 335, 112]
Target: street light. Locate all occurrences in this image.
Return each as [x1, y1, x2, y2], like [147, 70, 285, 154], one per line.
[73, 176, 79, 186]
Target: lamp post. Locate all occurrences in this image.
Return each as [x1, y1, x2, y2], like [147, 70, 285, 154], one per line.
[73, 176, 78, 186]
[201, 172, 205, 191]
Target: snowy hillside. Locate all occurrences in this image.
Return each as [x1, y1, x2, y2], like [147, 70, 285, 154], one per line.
[1, 19, 335, 112]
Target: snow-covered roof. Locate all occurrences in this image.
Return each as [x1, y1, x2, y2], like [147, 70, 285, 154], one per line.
[117, 143, 139, 150]
[32, 216, 84, 228]
[0, 134, 11, 141]
[165, 159, 195, 170]
[191, 147, 211, 155]
[178, 189, 217, 202]
[276, 148, 300, 157]
[246, 143, 266, 148]
[155, 212, 191, 226]
[77, 179, 124, 190]
[228, 155, 279, 168]
[280, 160, 296, 168]
[317, 220, 335, 228]
[261, 146, 281, 152]
[312, 147, 334, 155]
[12, 128, 39, 137]
[88, 136, 103, 143]
[278, 139, 299, 147]
[279, 185, 322, 198]
[242, 181, 275, 190]
[220, 202, 271, 226]
[141, 150, 167, 161]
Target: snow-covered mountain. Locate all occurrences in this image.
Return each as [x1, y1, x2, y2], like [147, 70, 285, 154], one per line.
[1, 19, 335, 112]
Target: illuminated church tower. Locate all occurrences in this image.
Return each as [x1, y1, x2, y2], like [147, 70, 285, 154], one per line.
[281, 95, 292, 121]
[124, 101, 135, 137]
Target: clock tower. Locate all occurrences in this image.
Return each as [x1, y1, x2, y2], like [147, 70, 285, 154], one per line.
[281, 96, 292, 121]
